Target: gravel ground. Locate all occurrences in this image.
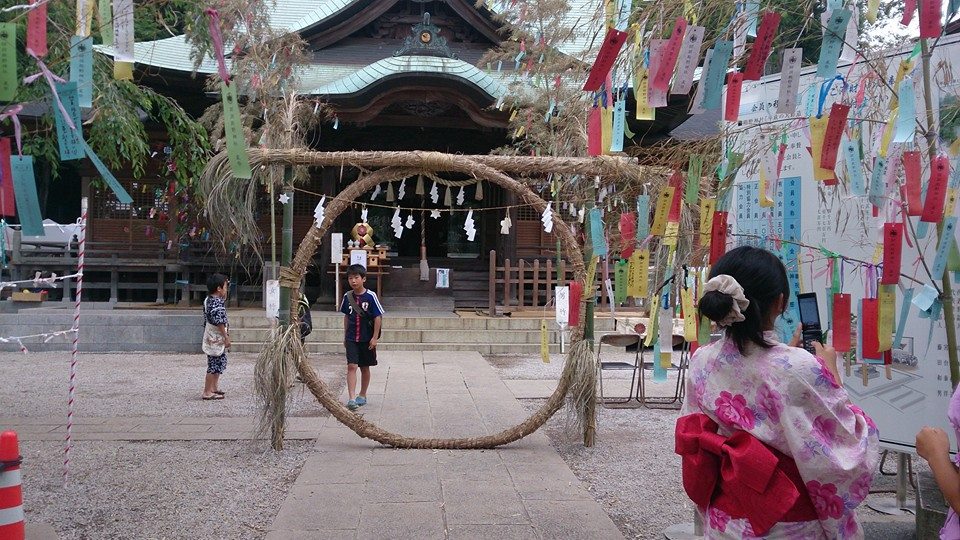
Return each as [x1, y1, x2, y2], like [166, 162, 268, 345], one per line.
[488, 352, 922, 540]
[2, 351, 349, 539]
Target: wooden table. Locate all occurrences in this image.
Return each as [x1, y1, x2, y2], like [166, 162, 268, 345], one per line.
[329, 264, 389, 299]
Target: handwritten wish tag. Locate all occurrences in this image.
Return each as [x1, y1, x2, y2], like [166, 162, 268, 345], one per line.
[611, 99, 626, 152]
[686, 154, 702, 204]
[832, 293, 851, 352]
[619, 211, 636, 257]
[840, 7, 859, 62]
[921, 155, 949, 222]
[630, 249, 650, 298]
[817, 9, 851, 79]
[81, 140, 133, 204]
[70, 37, 94, 108]
[919, 0, 943, 37]
[809, 116, 835, 182]
[76, 0, 94, 37]
[699, 198, 716, 245]
[777, 48, 802, 114]
[902, 151, 922, 215]
[113, 0, 135, 62]
[663, 221, 680, 246]
[821, 103, 849, 170]
[860, 298, 881, 361]
[636, 195, 650, 239]
[653, 18, 687, 91]
[668, 171, 684, 221]
[672, 25, 704, 94]
[893, 78, 916, 143]
[0, 23, 17, 101]
[0, 138, 16, 217]
[881, 222, 903, 284]
[27, 0, 48, 56]
[568, 281, 582, 327]
[843, 141, 866, 195]
[702, 41, 733, 111]
[615, 259, 629, 304]
[744, 11, 780, 80]
[221, 82, 252, 179]
[98, 0, 113, 46]
[54, 82, 84, 161]
[724, 71, 744, 122]
[588, 105, 602, 156]
[681, 286, 697, 341]
[877, 285, 895, 352]
[651, 186, 674, 236]
[931, 216, 958, 278]
[10, 156, 44, 236]
[709, 211, 728, 263]
[589, 207, 608, 257]
[583, 28, 628, 91]
[868, 156, 888, 208]
[634, 66, 655, 120]
[600, 106, 613, 155]
[113, 61, 133, 80]
[647, 40, 668, 107]
[902, 0, 917, 23]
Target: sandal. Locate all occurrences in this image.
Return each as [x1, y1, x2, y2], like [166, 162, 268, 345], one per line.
[202, 394, 224, 400]
[214, 390, 225, 396]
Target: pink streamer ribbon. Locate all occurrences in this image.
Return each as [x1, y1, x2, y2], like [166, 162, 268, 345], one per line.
[23, 51, 74, 130]
[205, 9, 231, 84]
[0, 105, 24, 155]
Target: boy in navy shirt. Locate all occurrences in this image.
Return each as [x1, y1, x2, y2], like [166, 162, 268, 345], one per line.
[339, 264, 384, 410]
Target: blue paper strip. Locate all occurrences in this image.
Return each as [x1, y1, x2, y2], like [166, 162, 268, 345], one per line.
[893, 79, 916, 143]
[10, 156, 44, 236]
[81, 140, 133, 204]
[950, 156, 960, 189]
[817, 9, 851, 79]
[931, 216, 958, 278]
[843, 141, 866, 195]
[611, 99, 625, 152]
[702, 41, 733, 111]
[589, 207, 608, 257]
[636, 195, 650, 240]
[868, 157, 887, 207]
[893, 287, 914, 350]
[70, 36, 94, 109]
[54, 81, 84, 160]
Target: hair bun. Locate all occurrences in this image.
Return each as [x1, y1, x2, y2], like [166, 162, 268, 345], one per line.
[698, 290, 734, 324]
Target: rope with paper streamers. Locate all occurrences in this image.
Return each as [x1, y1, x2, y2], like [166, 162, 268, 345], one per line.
[64, 200, 86, 485]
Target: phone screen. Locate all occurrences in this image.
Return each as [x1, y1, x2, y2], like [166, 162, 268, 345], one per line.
[798, 294, 820, 326]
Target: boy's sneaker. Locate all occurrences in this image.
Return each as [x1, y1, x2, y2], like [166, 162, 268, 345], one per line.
[347, 399, 359, 411]
[355, 396, 367, 406]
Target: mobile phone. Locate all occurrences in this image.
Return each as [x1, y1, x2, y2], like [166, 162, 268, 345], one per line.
[797, 292, 823, 354]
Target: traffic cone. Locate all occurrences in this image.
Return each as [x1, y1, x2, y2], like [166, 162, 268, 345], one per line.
[0, 431, 24, 540]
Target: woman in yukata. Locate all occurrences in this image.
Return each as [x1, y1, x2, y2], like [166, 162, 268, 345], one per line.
[675, 245, 879, 539]
[916, 399, 960, 539]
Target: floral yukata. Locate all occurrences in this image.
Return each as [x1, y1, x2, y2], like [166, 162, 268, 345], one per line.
[941, 384, 960, 539]
[680, 332, 879, 539]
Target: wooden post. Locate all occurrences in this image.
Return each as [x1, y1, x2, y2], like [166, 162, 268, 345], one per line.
[156, 269, 164, 304]
[583, 192, 596, 448]
[559, 259, 566, 287]
[488, 250, 497, 317]
[545, 258, 553, 306]
[503, 258, 512, 309]
[518, 259, 526, 309]
[532, 259, 540, 308]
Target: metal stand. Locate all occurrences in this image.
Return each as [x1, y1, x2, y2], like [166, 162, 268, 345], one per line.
[867, 452, 914, 515]
[663, 511, 703, 539]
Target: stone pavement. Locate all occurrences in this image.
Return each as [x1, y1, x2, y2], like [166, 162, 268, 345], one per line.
[267, 350, 625, 539]
[1, 416, 322, 441]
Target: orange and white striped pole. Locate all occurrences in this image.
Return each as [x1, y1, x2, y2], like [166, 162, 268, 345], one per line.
[0, 431, 24, 540]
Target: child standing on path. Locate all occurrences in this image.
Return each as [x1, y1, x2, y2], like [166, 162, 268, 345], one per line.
[339, 264, 383, 411]
[201, 273, 230, 400]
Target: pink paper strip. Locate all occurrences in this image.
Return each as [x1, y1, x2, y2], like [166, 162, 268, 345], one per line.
[205, 9, 231, 84]
[652, 18, 687, 92]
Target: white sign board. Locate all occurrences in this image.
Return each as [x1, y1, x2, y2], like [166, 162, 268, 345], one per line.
[555, 286, 570, 326]
[265, 279, 280, 319]
[730, 35, 960, 453]
[350, 249, 367, 268]
[436, 268, 450, 289]
[331, 233, 343, 265]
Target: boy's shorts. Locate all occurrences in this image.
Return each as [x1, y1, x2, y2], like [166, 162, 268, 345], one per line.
[344, 340, 378, 367]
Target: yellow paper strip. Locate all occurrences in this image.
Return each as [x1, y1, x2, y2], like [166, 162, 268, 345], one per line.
[663, 221, 680, 246]
[867, 0, 879, 23]
[541, 319, 550, 363]
[699, 198, 716, 245]
[878, 285, 895, 352]
[681, 287, 697, 341]
[890, 60, 914, 110]
[650, 186, 674, 236]
[879, 109, 897, 158]
[76, 0, 94, 37]
[660, 351, 672, 369]
[645, 294, 659, 347]
[601, 107, 613, 155]
[809, 116, 834, 182]
[758, 160, 775, 207]
[113, 60, 133, 80]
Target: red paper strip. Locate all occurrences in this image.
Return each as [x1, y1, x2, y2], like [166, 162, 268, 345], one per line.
[583, 28, 629, 91]
[919, 0, 942, 38]
[724, 71, 744, 122]
[26, 0, 47, 57]
[744, 11, 781, 80]
[921, 154, 950, 222]
[568, 281, 583, 327]
[0, 138, 16, 217]
[861, 298, 881, 360]
[619, 211, 637, 258]
[832, 293, 851, 352]
[902, 0, 916, 25]
[902, 151, 922, 216]
[690, 340, 699, 355]
[820, 103, 850, 170]
[652, 18, 688, 92]
[587, 106, 602, 156]
[668, 170, 684, 221]
[881, 222, 904, 284]
[709, 211, 728, 264]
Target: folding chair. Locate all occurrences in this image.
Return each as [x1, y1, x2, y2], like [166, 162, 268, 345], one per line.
[596, 333, 642, 407]
[637, 340, 691, 409]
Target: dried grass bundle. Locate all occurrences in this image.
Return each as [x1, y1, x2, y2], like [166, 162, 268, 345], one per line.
[254, 323, 303, 450]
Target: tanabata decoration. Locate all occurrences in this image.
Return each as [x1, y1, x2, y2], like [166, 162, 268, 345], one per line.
[582, 27, 628, 91]
[464, 209, 476, 241]
[391, 207, 403, 238]
[500, 213, 512, 235]
[541, 202, 554, 233]
[313, 197, 326, 227]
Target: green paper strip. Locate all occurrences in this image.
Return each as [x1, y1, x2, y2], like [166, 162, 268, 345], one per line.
[686, 154, 702, 204]
[54, 82, 84, 160]
[81, 139, 133, 204]
[99, 0, 113, 46]
[10, 156, 44, 236]
[614, 259, 628, 304]
[221, 82, 252, 179]
[70, 37, 94, 108]
[948, 238, 960, 271]
[0, 23, 17, 101]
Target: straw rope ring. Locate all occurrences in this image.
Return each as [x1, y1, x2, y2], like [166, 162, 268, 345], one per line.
[283, 156, 588, 449]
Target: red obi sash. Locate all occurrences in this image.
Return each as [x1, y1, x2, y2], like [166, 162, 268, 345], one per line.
[675, 413, 819, 536]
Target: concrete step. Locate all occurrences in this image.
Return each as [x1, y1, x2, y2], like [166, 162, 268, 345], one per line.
[230, 341, 566, 355]
[228, 314, 618, 332]
[229, 327, 568, 344]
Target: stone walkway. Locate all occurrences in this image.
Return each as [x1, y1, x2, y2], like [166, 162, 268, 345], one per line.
[1, 416, 322, 441]
[267, 350, 625, 539]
